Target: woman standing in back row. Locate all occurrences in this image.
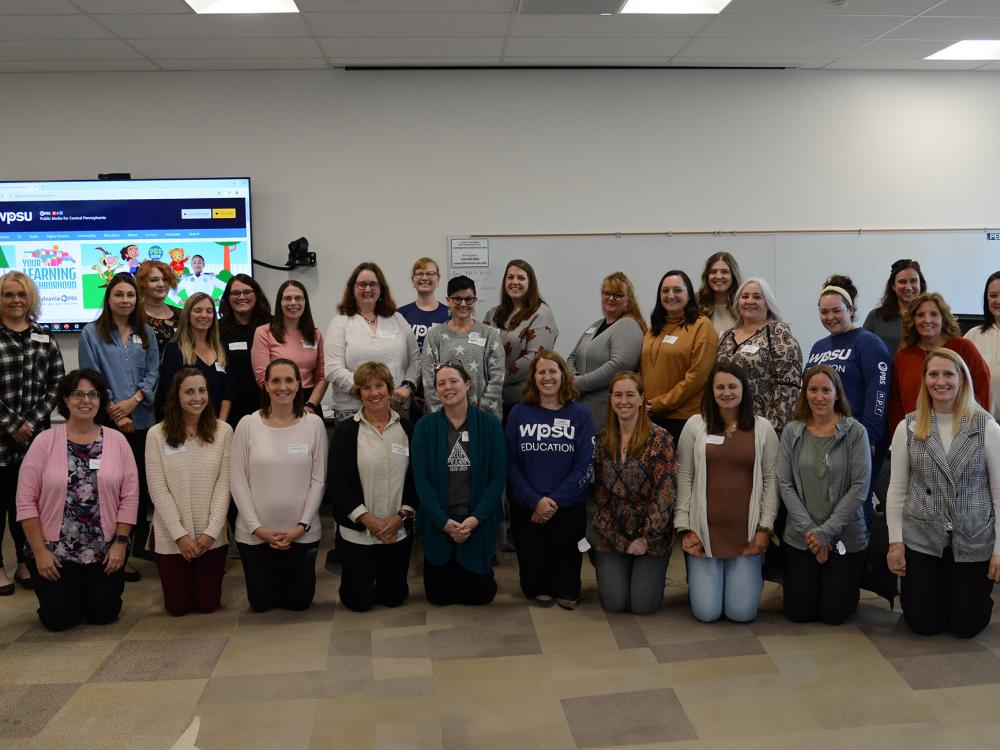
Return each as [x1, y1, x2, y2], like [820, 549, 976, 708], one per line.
[863, 259, 926, 357]
[696, 251, 742, 336]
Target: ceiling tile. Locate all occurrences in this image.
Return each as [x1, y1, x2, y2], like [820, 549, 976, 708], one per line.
[700, 13, 908, 38]
[509, 14, 711, 37]
[331, 57, 502, 65]
[973, 60, 1000, 70]
[95, 13, 312, 38]
[501, 56, 672, 64]
[724, 0, 938, 13]
[669, 56, 836, 66]
[297, 0, 514, 11]
[305, 12, 510, 36]
[504, 36, 687, 56]
[827, 57, 986, 69]
[926, 0, 1000, 16]
[843, 38, 955, 57]
[319, 36, 505, 57]
[130, 37, 323, 58]
[0, 59, 160, 72]
[680, 36, 867, 57]
[0, 15, 113, 40]
[0, 0, 80, 13]
[158, 57, 330, 69]
[0, 39, 143, 60]
[519, 0, 619, 13]
[72, 0, 191, 11]
[886, 17, 1000, 38]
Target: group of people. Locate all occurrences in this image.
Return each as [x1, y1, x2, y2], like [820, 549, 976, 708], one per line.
[1, 251, 999, 640]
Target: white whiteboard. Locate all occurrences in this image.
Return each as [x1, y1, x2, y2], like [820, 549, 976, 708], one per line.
[448, 232, 999, 359]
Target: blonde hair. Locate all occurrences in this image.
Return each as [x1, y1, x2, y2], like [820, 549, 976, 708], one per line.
[175, 292, 226, 368]
[411, 257, 439, 275]
[601, 272, 647, 334]
[598, 371, 652, 462]
[0, 271, 40, 321]
[912, 348, 984, 440]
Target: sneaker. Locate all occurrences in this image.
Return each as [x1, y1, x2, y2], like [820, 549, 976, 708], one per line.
[556, 597, 579, 610]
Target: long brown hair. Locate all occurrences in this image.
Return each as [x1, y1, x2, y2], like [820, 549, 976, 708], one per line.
[270, 280, 317, 345]
[521, 349, 580, 406]
[488, 259, 544, 330]
[175, 292, 226, 368]
[598, 371, 652, 462]
[792, 365, 852, 422]
[260, 358, 305, 418]
[702, 362, 756, 433]
[695, 251, 741, 320]
[337, 262, 397, 317]
[601, 271, 647, 333]
[873, 259, 927, 321]
[900, 292, 960, 349]
[95, 272, 150, 349]
[161, 368, 218, 448]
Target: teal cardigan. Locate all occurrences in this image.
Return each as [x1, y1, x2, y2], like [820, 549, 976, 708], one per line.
[412, 405, 507, 575]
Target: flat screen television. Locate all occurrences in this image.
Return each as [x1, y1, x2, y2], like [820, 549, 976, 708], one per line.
[0, 177, 253, 332]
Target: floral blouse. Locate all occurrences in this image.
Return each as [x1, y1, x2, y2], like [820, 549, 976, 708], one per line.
[25, 433, 106, 564]
[717, 320, 803, 435]
[146, 306, 181, 354]
[483, 302, 558, 405]
[593, 425, 677, 556]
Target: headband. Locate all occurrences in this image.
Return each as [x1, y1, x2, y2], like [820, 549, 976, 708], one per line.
[820, 285, 853, 307]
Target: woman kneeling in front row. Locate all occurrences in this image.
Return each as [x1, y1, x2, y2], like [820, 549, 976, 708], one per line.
[675, 362, 777, 623]
[332, 362, 418, 612]
[778, 365, 870, 625]
[887, 348, 1000, 638]
[412, 361, 506, 606]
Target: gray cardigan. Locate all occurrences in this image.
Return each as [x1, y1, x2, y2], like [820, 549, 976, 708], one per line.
[567, 316, 644, 433]
[778, 416, 871, 554]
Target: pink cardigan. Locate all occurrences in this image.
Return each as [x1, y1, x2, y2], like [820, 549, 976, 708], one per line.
[16, 425, 139, 542]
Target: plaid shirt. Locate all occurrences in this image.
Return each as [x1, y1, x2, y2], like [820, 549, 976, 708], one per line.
[0, 322, 65, 466]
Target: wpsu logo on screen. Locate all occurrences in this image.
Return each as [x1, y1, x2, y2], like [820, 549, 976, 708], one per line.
[0, 210, 32, 224]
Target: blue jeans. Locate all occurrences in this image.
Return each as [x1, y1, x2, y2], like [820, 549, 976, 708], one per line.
[594, 549, 668, 615]
[685, 553, 763, 623]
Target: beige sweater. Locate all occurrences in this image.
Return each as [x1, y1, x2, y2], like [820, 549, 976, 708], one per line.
[145, 420, 233, 555]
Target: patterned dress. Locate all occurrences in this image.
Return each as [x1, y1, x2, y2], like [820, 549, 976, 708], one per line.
[592, 425, 677, 556]
[717, 320, 803, 435]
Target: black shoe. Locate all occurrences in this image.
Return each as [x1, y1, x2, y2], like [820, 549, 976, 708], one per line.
[0, 582, 14, 596]
[14, 572, 34, 590]
[123, 566, 142, 583]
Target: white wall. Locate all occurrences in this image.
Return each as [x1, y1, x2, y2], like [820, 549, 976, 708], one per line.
[2, 67, 997, 368]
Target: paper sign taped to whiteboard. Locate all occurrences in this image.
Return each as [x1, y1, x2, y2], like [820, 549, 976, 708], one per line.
[449, 237, 489, 268]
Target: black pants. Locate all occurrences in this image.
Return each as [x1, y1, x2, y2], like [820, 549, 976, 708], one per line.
[338, 532, 413, 612]
[423, 543, 497, 606]
[26, 558, 124, 632]
[901, 545, 993, 638]
[510, 499, 586, 601]
[238, 540, 319, 613]
[0, 461, 26, 567]
[782, 543, 866, 625]
[124, 428, 150, 557]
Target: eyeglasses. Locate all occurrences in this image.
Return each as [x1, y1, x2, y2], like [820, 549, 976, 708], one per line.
[449, 295, 477, 306]
[355, 281, 380, 290]
[69, 390, 101, 401]
[433, 360, 464, 373]
[229, 290, 255, 298]
[601, 290, 626, 300]
[412, 271, 439, 279]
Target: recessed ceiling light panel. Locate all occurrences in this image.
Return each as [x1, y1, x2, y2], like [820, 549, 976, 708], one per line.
[925, 40, 1000, 60]
[185, 0, 299, 13]
[620, 0, 732, 13]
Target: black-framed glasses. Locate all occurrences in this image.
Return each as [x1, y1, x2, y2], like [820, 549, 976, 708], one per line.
[355, 281, 380, 290]
[229, 289, 255, 298]
[69, 390, 101, 401]
[449, 295, 477, 305]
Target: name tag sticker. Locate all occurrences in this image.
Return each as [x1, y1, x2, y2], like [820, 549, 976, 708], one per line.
[460, 431, 469, 442]
[577, 537, 592, 553]
[215, 362, 226, 373]
[740, 344, 760, 354]
[584, 327, 597, 335]
[164, 444, 187, 455]
[288, 443, 309, 455]
[706, 435, 725, 445]
[302, 341, 317, 350]
[228, 341, 248, 351]
[89, 459, 101, 470]
[30, 333, 50, 344]
[468, 333, 486, 347]
[663, 335, 678, 344]
[836, 540, 847, 555]
[554, 418, 570, 429]
[132, 334, 142, 345]
[396, 528, 408, 542]
[391, 443, 409, 457]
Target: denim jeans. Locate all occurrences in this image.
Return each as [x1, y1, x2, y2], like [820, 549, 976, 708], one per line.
[594, 549, 669, 615]
[684, 552, 764, 623]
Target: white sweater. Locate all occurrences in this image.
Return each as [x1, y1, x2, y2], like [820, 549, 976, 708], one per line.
[230, 412, 327, 545]
[145, 421, 233, 555]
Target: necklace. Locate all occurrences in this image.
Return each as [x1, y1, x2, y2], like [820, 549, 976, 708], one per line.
[724, 422, 738, 435]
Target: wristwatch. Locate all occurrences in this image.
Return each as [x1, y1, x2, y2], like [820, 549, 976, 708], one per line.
[298, 522, 311, 533]
[397, 510, 412, 522]
[133, 392, 144, 403]
[113, 534, 131, 546]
